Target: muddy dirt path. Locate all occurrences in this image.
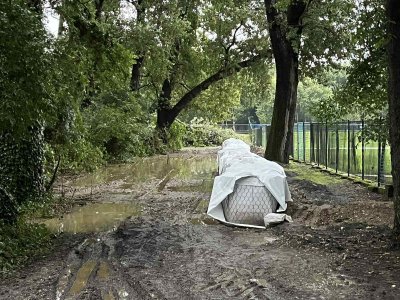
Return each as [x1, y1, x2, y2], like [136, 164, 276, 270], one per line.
[1, 148, 400, 299]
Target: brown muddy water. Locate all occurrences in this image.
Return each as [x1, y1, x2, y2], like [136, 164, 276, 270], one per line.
[47, 154, 217, 233]
[43, 203, 141, 234]
[68, 155, 217, 187]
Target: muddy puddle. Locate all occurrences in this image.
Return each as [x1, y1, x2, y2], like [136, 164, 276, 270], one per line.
[68, 155, 217, 188]
[44, 202, 141, 233]
[48, 153, 217, 233]
[167, 177, 214, 193]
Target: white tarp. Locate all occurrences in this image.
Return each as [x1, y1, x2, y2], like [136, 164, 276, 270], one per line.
[264, 213, 293, 226]
[217, 138, 251, 174]
[208, 139, 292, 229]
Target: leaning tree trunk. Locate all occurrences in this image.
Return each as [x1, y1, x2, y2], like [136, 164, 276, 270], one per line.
[264, 0, 301, 164]
[386, 0, 400, 239]
[155, 54, 268, 144]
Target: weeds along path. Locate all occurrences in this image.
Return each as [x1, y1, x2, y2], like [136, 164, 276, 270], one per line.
[1, 148, 400, 299]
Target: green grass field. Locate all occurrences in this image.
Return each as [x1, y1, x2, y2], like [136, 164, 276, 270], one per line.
[251, 126, 392, 184]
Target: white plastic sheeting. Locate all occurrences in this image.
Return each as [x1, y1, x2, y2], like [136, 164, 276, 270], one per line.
[264, 213, 293, 226]
[208, 138, 292, 229]
[217, 138, 251, 174]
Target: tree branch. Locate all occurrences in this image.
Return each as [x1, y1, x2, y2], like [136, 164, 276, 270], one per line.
[45, 155, 61, 192]
[171, 51, 271, 118]
[224, 21, 244, 66]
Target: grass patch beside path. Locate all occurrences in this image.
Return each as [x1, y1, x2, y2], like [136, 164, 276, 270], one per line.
[286, 162, 343, 186]
[0, 220, 53, 276]
[0, 194, 71, 276]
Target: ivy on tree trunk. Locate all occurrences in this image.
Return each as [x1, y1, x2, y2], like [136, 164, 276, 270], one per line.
[0, 129, 45, 223]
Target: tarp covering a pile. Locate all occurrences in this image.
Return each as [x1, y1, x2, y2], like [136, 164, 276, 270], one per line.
[208, 138, 292, 229]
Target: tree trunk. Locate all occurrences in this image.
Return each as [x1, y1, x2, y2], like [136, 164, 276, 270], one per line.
[57, 0, 65, 36]
[130, 0, 145, 92]
[264, 0, 305, 164]
[0, 128, 45, 223]
[156, 108, 177, 143]
[386, 0, 400, 240]
[265, 40, 298, 163]
[130, 56, 144, 91]
[94, 0, 105, 20]
[156, 79, 176, 142]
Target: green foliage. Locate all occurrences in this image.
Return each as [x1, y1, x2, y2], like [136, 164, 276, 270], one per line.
[0, 0, 52, 223]
[234, 65, 275, 124]
[298, 77, 334, 121]
[0, 220, 52, 276]
[168, 120, 187, 151]
[182, 76, 243, 123]
[0, 0, 53, 135]
[299, 0, 356, 74]
[183, 118, 244, 147]
[127, 0, 269, 127]
[313, 1, 389, 139]
[84, 92, 158, 161]
[0, 188, 17, 223]
[58, 138, 104, 172]
[311, 1, 387, 122]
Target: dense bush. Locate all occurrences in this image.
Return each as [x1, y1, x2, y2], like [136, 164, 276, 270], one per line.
[183, 118, 246, 147]
[84, 92, 160, 162]
[168, 120, 187, 150]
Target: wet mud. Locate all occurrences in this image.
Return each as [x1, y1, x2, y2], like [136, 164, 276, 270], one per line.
[1, 147, 400, 299]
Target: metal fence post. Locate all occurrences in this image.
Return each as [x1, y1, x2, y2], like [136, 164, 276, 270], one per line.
[310, 122, 315, 163]
[303, 121, 306, 162]
[325, 121, 328, 169]
[297, 122, 300, 160]
[289, 126, 294, 158]
[347, 120, 350, 177]
[378, 123, 382, 187]
[361, 119, 365, 180]
[336, 122, 339, 174]
[317, 123, 320, 166]
[381, 142, 386, 185]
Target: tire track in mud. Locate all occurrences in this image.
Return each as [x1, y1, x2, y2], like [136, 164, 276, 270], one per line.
[111, 217, 351, 300]
[54, 232, 154, 300]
